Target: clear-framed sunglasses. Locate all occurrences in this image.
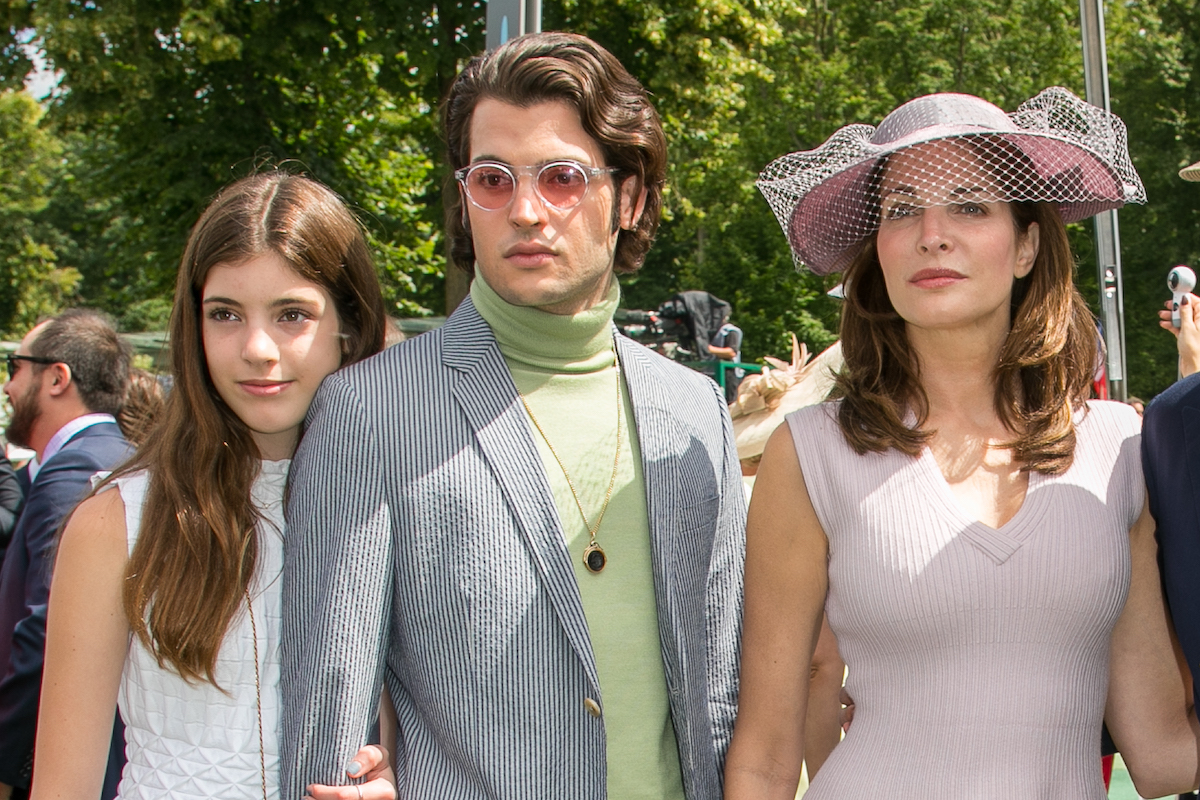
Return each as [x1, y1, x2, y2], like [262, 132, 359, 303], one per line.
[454, 160, 619, 211]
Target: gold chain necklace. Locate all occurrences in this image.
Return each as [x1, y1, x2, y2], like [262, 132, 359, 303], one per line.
[244, 586, 268, 800]
[518, 350, 622, 574]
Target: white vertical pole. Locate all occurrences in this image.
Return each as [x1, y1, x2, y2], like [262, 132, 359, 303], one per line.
[486, 0, 542, 50]
[1080, 0, 1128, 400]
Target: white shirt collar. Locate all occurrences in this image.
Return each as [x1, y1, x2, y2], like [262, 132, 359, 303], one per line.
[27, 413, 118, 482]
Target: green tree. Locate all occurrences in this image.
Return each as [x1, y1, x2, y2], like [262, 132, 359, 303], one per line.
[12, 0, 487, 319]
[549, 0, 1089, 363]
[0, 89, 79, 337]
[1107, 0, 1200, 398]
[7, 0, 1195, 393]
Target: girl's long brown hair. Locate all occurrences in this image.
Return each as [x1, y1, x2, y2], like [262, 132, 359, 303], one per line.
[119, 173, 386, 683]
[834, 195, 1098, 475]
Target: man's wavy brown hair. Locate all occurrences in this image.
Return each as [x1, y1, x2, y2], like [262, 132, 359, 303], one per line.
[833, 185, 1098, 475]
[117, 172, 386, 684]
[441, 31, 668, 276]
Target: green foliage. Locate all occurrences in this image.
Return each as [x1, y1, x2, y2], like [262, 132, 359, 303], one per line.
[24, 0, 486, 317]
[1106, 0, 1200, 398]
[118, 297, 173, 332]
[549, 0, 1088, 364]
[0, 89, 80, 337]
[2, 0, 1197, 398]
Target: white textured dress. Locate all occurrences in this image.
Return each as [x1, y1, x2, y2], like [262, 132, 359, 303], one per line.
[111, 460, 287, 799]
[788, 401, 1142, 799]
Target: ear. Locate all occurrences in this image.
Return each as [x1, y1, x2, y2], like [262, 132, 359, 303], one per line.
[45, 362, 72, 398]
[1014, 221, 1039, 279]
[618, 177, 648, 231]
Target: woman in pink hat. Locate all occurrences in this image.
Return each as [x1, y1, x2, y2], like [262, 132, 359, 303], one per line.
[726, 88, 1198, 798]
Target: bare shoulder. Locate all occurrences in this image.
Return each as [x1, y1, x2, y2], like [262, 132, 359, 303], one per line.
[749, 423, 821, 543]
[58, 486, 129, 560]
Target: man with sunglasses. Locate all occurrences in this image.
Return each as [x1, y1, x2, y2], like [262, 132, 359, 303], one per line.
[283, 32, 745, 800]
[0, 310, 131, 800]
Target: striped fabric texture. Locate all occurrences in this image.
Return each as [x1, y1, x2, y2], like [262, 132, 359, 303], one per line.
[786, 400, 1143, 797]
[280, 297, 745, 800]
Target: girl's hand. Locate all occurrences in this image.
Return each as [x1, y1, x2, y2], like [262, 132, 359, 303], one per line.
[305, 745, 396, 800]
[840, 686, 855, 733]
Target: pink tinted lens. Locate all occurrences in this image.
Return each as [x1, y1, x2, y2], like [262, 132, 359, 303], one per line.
[467, 166, 515, 209]
[538, 163, 589, 208]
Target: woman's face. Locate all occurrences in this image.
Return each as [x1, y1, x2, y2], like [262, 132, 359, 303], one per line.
[201, 252, 343, 460]
[874, 140, 1039, 336]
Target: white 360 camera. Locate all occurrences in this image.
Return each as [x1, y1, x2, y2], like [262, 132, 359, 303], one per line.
[1169, 265, 1196, 328]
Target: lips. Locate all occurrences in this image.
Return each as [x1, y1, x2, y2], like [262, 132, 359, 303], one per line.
[238, 380, 293, 397]
[909, 268, 966, 288]
[504, 242, 557, 266]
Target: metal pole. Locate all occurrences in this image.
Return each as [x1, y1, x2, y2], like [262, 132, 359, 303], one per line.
[486, 0, 541, 50]
[445, 0, 544, 314]
[1080, 0, 1128, 400]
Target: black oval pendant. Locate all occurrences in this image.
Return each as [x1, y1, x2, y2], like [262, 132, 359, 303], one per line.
[583, 544, 607, 573]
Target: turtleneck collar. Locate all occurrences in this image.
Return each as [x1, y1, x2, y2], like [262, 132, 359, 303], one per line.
[470, 270, 620, 373]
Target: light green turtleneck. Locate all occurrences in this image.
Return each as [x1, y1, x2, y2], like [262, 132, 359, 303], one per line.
[471, 274, 685, 800]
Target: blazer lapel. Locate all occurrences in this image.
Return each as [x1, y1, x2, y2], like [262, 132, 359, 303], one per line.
[616, 335, 685, 681]
[442, 298, 600, 690]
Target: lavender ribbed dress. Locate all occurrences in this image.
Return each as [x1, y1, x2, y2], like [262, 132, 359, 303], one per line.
[787, 400, 1143, 799]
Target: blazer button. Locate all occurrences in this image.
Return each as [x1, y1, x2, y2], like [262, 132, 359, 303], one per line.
[583, 698, 602, 718]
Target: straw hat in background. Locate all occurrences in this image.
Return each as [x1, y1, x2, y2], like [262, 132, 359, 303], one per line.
[730, 336, 844, 462]
[1181, 159, 1200, 182]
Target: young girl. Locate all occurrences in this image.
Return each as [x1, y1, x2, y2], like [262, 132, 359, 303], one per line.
[728, 88, 1199, 798]
[32, 173, 395, 799]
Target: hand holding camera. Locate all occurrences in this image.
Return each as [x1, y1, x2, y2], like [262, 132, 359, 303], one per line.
[1162, 265, 1200, 378]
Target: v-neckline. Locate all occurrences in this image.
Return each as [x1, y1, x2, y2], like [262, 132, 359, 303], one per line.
[916, 445, 1046, 564]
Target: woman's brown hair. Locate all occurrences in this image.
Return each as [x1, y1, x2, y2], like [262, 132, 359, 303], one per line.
[834, 140, 1098, 475]
[120, 172, 386, 683]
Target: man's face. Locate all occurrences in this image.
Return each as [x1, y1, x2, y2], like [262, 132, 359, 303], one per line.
[464, 98, 643, 315]
[3, 324, 51, 448]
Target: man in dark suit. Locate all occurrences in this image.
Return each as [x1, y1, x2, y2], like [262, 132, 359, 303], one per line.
[0, 310, 133, 800]
[1144, 155, 1200, 797]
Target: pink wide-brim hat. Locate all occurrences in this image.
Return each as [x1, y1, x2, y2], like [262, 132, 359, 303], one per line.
[757, 87, 1146, 275]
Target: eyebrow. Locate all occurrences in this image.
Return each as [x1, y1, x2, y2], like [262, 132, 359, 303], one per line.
[468, 155, 593, 167]
[879, 184, 992, 201]
[202, 296, 321, 307]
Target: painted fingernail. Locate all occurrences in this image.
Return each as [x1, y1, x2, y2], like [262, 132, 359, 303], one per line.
[1184, 295, 1190, 305]
[346, 759, 363, 776]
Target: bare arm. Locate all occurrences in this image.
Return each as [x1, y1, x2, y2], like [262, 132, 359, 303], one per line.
[30, 489, 130, 800]
[708, 345, 737, 361]
[379, 688, 397, 769]
[1106, 498, 1200, 797]
[724, 424, 829, 799]
[1159, 292, 1200, 378]
[804, 617, 844, 778]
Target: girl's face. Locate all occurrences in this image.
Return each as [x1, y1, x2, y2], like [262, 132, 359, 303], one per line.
[201, 252, 342, 460]
[874, 140, 1039, 336]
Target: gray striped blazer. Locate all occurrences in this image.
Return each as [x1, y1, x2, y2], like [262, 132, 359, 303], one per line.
[280, 297, 745, 799]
